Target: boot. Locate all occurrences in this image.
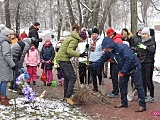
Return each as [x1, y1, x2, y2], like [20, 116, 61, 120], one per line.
[66, 97, 75, 105]
[0, 97, 12, 106]
[0, 93, 11, 101]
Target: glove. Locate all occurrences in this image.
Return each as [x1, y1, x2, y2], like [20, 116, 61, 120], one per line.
[137, 43, 147, 49]
[12, 66, 16, 70]
[80, 52, 86, 57]
[40, 59, 45, 63]
[86, 44, 89, 48]
[46, 60, 51, 64]
[39, 38, 42, 42]
[118, 72, 124, 77]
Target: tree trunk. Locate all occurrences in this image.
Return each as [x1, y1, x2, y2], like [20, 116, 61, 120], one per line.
[92, 0, 101, 27]
[77, 0, 82, 28]
[49, 0, 53, 30]
[15, 2, 21, 35]
[57, 0, 62, 41]
[130, 0, 137, 36]
[4, 0, 11, 28]
[66, 0, 75, 26]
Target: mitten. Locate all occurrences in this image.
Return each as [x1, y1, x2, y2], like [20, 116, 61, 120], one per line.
[80, 52, 86, 57]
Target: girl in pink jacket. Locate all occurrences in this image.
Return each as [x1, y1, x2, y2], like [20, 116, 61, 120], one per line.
[24, 44, 40, 85]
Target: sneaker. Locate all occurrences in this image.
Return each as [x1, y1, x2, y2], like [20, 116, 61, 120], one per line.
[66, 98, 75, 105]
[109, 76, 112, 79]
[8, 88, 13, 92]
[33, 81, 36, 85]
[92, 88, 98, 92]
[12, 89, 18, 93]
[108, 91, 113, 95]
[108, 93, 118, 98]
[150, 97, 155, 103]
[27, 82, 30, 85]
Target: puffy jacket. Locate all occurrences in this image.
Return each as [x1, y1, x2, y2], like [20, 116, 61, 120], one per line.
[137, 37, 156, 63]
[24, 49, 40, 66]
[112, 33, 123, 43]
[56, 31, 81, 61]
[40, 44, 55, 70]
[90, 37, 141, 74]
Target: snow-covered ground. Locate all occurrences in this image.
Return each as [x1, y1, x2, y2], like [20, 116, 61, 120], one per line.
[0, 98, 89, 120]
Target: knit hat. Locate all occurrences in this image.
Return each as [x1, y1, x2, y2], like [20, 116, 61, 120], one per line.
[79, 31, 87, 40]
[92, 27, 99, 35]
[106, 28, 115, 36]
[0, 24, 15, 36]
[141, 27, 150, 36]
[33, 22, 40, 26]
[45, 37, 51, 43]
[137, 24, 144, 31]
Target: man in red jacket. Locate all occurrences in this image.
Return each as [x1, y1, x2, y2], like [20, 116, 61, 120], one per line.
[106, 28, 123, 98]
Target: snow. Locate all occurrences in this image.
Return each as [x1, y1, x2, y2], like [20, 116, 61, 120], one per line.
[0, 98, 89, 120]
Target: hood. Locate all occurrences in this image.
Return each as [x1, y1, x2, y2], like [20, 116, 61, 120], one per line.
[102, 37, 117, 49]
[23, 38, 32, 45]
[0, 33, 11, 44]
[70, 31, 80, 41]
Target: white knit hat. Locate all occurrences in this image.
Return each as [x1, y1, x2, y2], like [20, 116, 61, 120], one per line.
[0, 24, 15, 36]
[141, 27, 150, 36]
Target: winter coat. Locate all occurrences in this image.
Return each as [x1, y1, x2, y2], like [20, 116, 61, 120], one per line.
[136, 37, 156, 63]
[20, 32, 28, 40]
[122, 32, 133, 46]
[40, 44, 55, 70]
[0, 34, 15, 82]
[28, 25, 39, 48]
[56, 31, 81, 61]
[89, 36, 103, 62]
[130, 32, 142, 47]
[11, 38, 31, 68]
[112, 33, 123, 43]
[24, 48, 40, 66]
[90, 37, 141, 75]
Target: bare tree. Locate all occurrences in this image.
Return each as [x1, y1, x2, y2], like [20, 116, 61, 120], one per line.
[4, 0, 11, 28]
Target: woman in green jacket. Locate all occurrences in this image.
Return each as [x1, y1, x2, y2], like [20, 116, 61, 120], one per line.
[56, 24, 87, 105]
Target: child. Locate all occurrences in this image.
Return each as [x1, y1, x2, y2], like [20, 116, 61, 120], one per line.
[24, 44, 40, 85]
[40, 38, 55, 86]
[53, 42, 64, 85]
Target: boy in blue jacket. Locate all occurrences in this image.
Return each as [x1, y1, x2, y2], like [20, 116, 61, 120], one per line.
[89, 37, 146, 112]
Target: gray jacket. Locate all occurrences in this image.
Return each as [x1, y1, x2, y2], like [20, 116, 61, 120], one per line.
[0, 34, 15, 82]
[11, 38, 31, 68]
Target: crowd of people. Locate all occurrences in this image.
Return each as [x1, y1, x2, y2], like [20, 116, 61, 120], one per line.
[0, 22, 156, 113]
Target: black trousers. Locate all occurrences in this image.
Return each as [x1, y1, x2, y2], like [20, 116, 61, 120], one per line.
[79, 62, 90, 84]
[110, 62, 119, 95]
[90, 62, 103, 89]
[59, 61, 76, 98]
[141, 62, 154, 98]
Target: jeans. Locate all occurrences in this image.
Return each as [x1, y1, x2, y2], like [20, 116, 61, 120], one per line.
[119, 68, 146, 108]
[59, 61, 76, 98]
[0, 81, 7, 96]
[10, 59, 20, 90]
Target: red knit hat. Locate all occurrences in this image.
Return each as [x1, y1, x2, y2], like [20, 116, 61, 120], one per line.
[106, 28, 115, 36]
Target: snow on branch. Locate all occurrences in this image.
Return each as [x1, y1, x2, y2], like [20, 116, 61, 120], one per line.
[79, 1, 93, 12]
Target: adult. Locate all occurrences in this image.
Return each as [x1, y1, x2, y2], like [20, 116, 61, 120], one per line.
[89, 27, 103, 92]
[0, 24, 15, 106]
[56, 23, 87, 105]
[105, 28, 123, 98]
[137, 27, 156, 102]
[8, 37, 39, 92]
[90, 37, 146, 112]
[28, 22, 41, 48]
[20, 30, 28, 40]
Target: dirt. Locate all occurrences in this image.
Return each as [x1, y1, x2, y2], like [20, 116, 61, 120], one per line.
[7, 68, 160, 120]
